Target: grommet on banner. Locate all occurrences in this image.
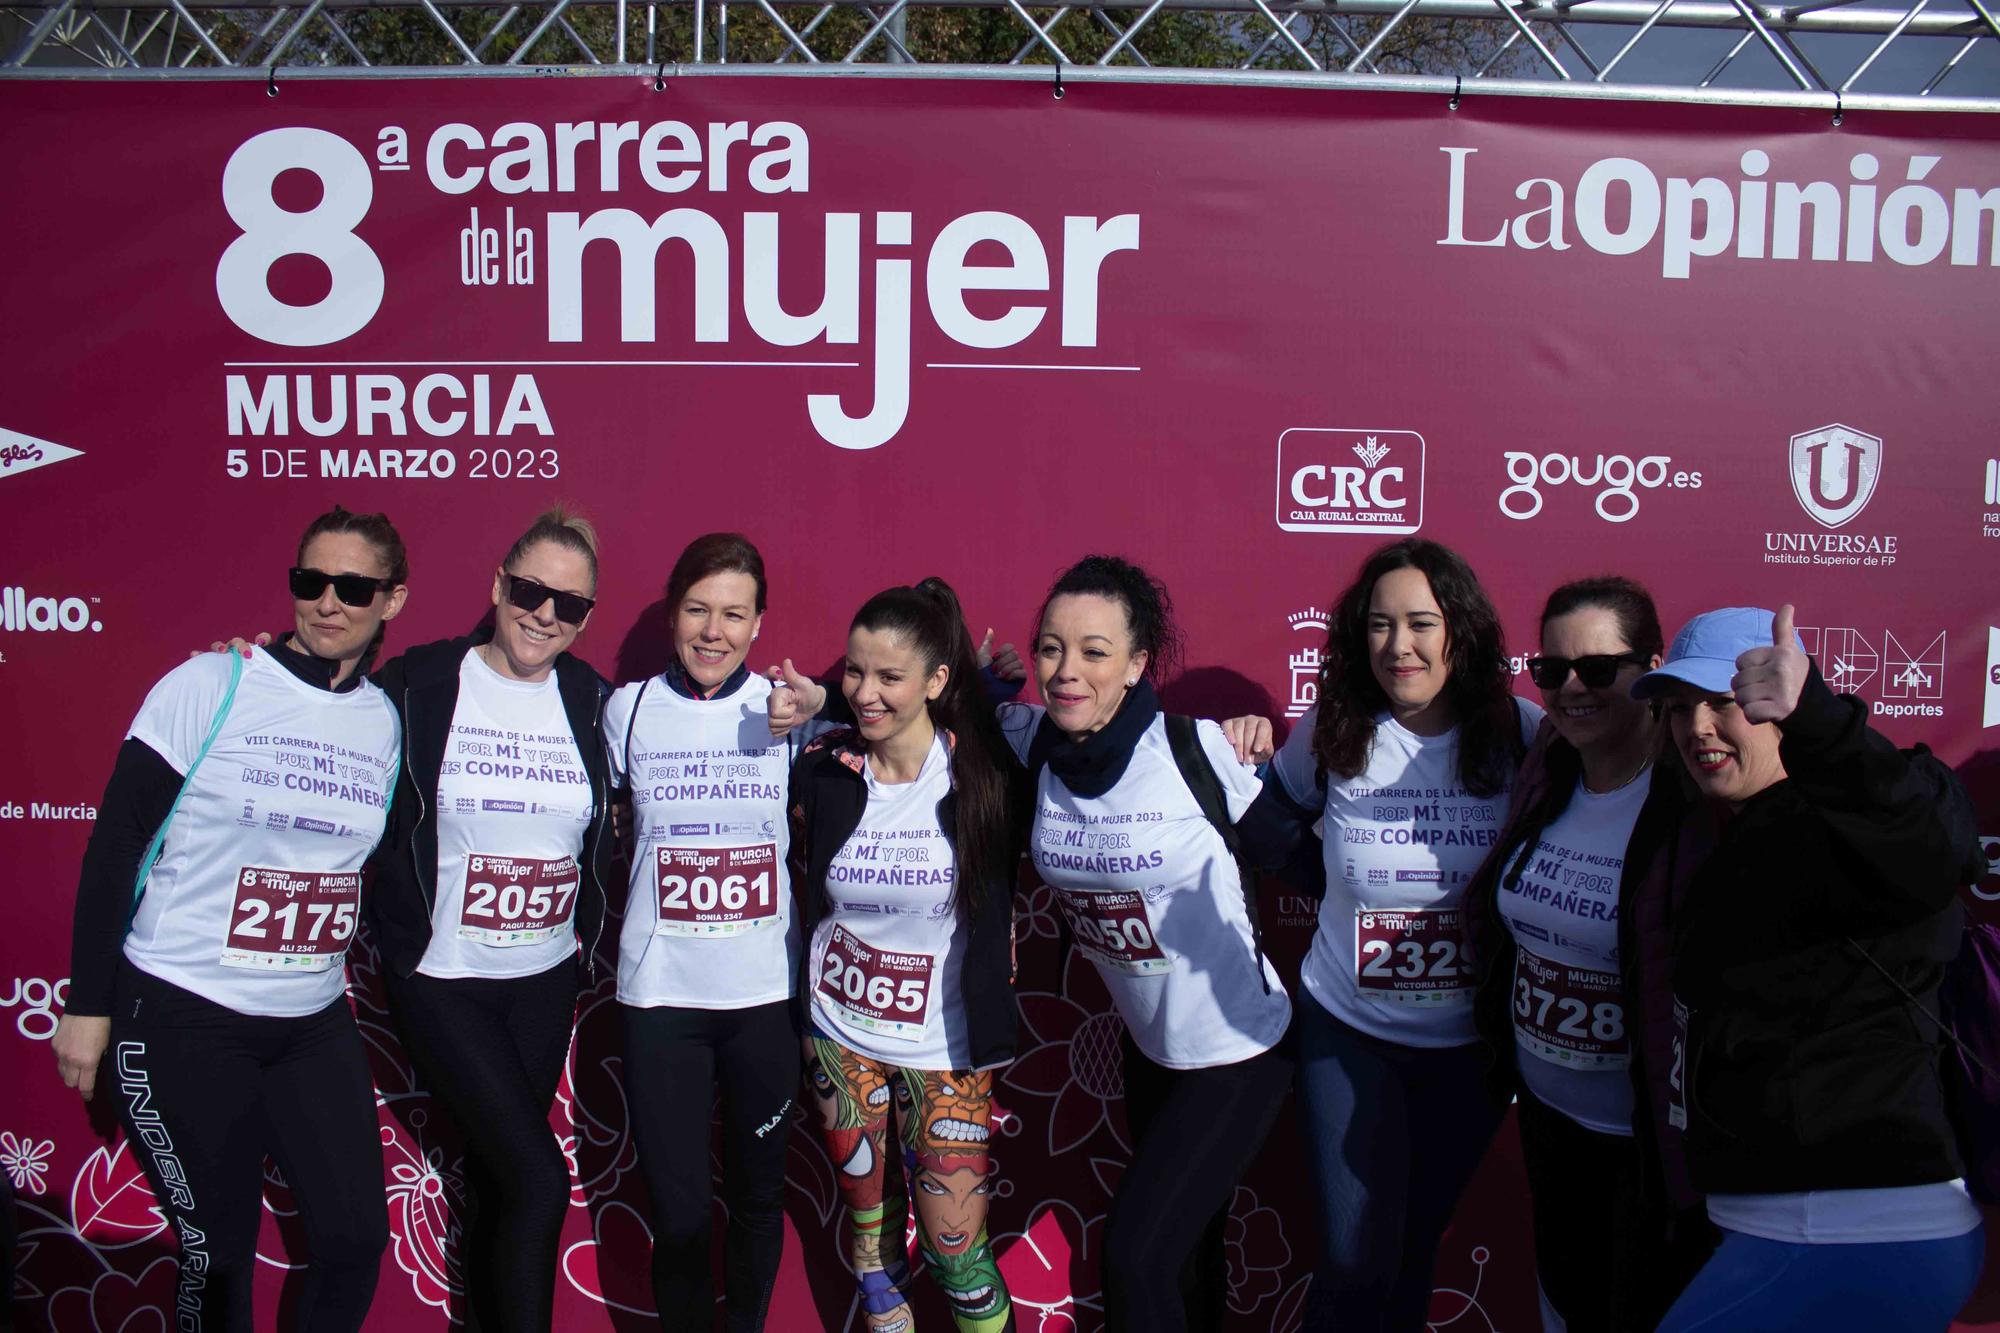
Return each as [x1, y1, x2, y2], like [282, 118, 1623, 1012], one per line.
[1832, 90, 1843, 127]
[655, 59, 668, 91]
[1449, 75, 1461, 111]
[1053, 63, 1065, 100]
[266, 64, 280, 97]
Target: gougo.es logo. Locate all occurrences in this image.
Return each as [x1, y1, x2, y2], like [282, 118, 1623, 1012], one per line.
[1498, 451, 1704, 523]
[3, 976, 67, 1040]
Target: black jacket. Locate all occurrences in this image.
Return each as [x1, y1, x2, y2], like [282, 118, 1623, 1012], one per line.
[1672, 663, 1981, 1195]
[787, 728, 1022, 1070]
[369, 635, 616, 981]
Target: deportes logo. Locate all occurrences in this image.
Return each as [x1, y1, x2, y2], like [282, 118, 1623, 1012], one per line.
[1276, 429, 1424, 535]
[0, 587, 102, 633]
[1497, 452, 1702, 523]
[0, 427, 82, 481]
[1284, 608, 1327, 719]
[1798, 625, 1945, 720]
[1789, 424, 1882, 529]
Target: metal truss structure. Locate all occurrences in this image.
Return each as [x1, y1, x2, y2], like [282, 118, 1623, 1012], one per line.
[3, 0, 1997, 109]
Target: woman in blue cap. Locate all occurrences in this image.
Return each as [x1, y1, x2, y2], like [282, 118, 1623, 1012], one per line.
[1636, 604, 1985, 1331]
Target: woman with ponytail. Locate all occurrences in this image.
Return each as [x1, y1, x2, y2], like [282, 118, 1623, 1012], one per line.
[791, 578, 1022, 1333]
[1465, 577, 1716, 1331]
[54, 505, 408, 1328]
[999, 555, 1302, 1333]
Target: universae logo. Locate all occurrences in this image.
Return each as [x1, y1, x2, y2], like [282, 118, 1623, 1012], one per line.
[1276, 428, 1424, 535]
[1789, 424, 1882, 529]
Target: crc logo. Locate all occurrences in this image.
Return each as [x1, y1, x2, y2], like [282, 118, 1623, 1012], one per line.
[0, 587, 102, 633]
[1276, 428, 1424, 535]
[1498, 452, 1702, 523]
[1789, 424, 1882, 529]
[1284, 608, 1328, 719]
[2, 976, 67, 1040]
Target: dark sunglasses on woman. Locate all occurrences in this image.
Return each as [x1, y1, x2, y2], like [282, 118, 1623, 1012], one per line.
[1526, 651, 1652, 690]
[289, 567, 395, 607]
[501, 573, 595, 626]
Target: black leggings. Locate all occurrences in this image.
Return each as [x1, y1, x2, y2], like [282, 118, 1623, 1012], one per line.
[384, 959, 580, 1333]
[107, 962, 387, 1332]
[1102, 1030, 1296, 1333]
[622, 999, 799, 1333]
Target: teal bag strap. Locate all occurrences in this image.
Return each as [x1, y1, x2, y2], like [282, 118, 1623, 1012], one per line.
[131, 651, 245, 922]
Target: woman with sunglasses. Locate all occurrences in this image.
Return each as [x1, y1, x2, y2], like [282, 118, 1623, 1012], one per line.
[362, 507, 617, 1333]
[1262, 538, 1539, 1333]
[1634, 607, 1983, 1332]
[1463, 577, 1715, 1331]
[603, 532, 828, 1333]
[52, 505, 408, 1330]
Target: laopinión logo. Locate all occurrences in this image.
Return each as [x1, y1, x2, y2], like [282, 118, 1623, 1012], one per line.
[1275, 429, 1424, 535]
[1497, 451, 1702, 523]
[1797, 623, 1945, 720]
[1765, 425, 1898, 568]
[1283, 608, 1328, 719]
[0, 427, 83, 481]
[0, 587, 103, 633]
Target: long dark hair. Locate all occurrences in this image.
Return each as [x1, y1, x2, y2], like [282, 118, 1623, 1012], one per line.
[1034, 554, 1184, 685]
[1312, 538, 1519, 797]
[1501, 576, 1665, 890]
[297, 504, 407, 672]
[850, 578, 1014, 914]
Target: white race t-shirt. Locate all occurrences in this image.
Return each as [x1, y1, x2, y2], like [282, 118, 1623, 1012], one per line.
[1497, 772, 1650, 1135]
[807, 734, 972, 1069]
[1002, 704, 1290, 1070]
[123, 649, 399, 1017]
[417, 649, 592, 980]
[1274, 699, 1542, 1049]
[605, 673, 800, 1009]
[1708, 1181, 1983, 1244]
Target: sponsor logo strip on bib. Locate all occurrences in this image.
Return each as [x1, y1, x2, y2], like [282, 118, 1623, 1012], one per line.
[221, 866, 360, 971]
[654, 844, 779, 936]
[459, 853, 579, 946]
[816, 923, 932, 1042]
[1512, 947, 1629, 1069]
[1053, 885, 1171, 976]
[1355, 906, 1471, 1003]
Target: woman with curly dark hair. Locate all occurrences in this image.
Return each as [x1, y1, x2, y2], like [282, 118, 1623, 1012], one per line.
[1264, 537, 1540, 1332]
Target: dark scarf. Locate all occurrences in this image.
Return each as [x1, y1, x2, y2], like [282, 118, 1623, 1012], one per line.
[1041, 679, 1160, 798]
[662, 655, 750, 701]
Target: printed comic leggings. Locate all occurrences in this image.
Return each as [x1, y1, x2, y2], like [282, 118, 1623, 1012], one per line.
[805, 1029, 1014, 1333]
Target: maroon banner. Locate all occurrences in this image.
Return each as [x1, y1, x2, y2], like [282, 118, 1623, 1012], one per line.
[2, 74, 1999, 1329]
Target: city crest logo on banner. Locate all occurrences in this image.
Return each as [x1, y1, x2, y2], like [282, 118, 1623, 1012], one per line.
[0, 427, 83, 481]
[1789, 424, 1882, 529]
[1283, 608, 1328, 719]
[1275, 429, 1424, 534]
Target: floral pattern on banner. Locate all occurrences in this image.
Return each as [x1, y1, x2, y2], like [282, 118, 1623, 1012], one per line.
[2, 1131, 55, 1196]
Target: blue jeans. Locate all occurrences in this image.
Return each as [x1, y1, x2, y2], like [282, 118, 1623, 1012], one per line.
[1295, 991, 1505, 1333]
[1658, 1224, 1985, 1332]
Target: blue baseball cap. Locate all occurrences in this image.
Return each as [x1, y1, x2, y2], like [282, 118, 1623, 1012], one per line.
[1631, 607, 1807, 699]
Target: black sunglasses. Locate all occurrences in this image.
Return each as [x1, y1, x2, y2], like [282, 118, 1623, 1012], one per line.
[289, 567, 394, 607]
[1526, 652, 1651, 690]
[502, 573, 595, 626]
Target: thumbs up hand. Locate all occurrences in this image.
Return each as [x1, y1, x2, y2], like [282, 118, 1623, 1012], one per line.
[766, 658, 827, 739]
[978, 627, 1027, 684]
[1731, 604, 1809, 725]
